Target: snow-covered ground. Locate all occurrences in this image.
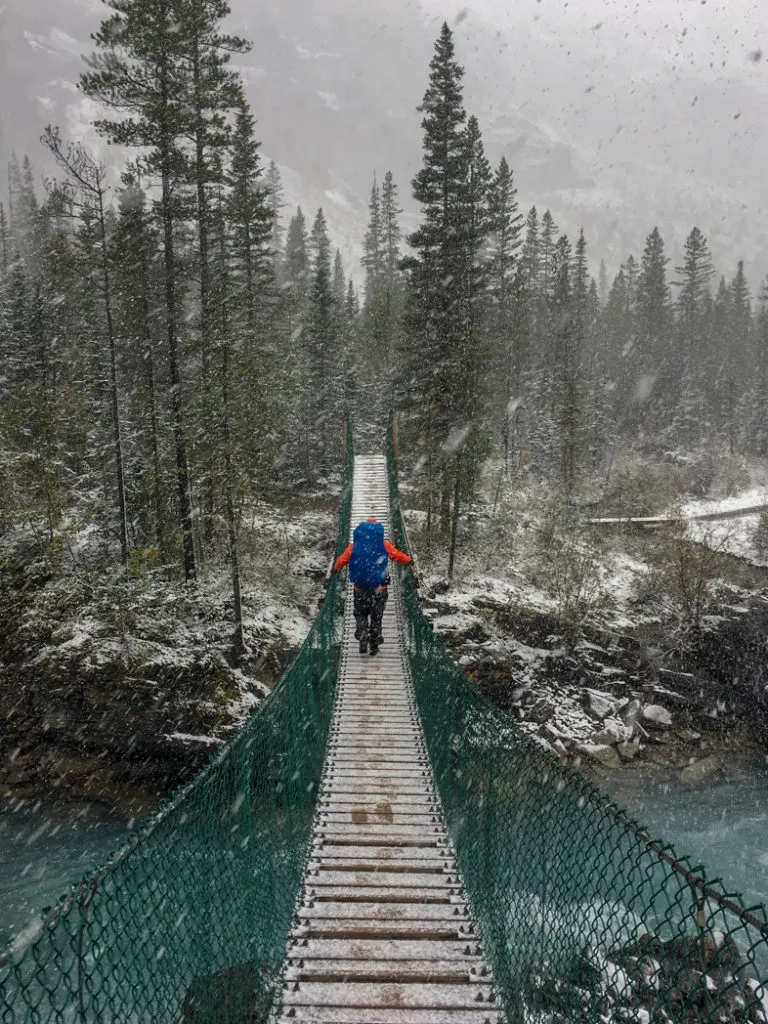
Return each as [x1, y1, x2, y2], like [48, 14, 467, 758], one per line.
[681, 488, 768, 565]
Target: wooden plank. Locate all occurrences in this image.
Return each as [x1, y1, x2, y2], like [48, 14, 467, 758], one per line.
[296, 923, 466, 941]
[284, 960, 482, 983]
[309, 871, 459, 889]
[311, 845, 451, 863]
[318, 825, 446, 840]
[281, 982, 495, 1009]
[319, 792, 435, 805]
[281, 1008, 501, 1024]
[320, 784, 434, 796]
[286, 939, 484, 962]
[308, 888, 461, 905]
[310, 864, 453, 878]
[310, 859, 454, 874]
[319, 813, 441, 827]
[297, 904, 464, 921]
[324, 770, 430, 781]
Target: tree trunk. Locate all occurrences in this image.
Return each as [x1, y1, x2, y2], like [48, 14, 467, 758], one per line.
[222, 343, 244, 659]
[193, 47, 215, 551]
[447, 462, 461, 580]
[217, 211, 244, 660]
[160, 128, 196, 580]
[98, 190, 129, 568]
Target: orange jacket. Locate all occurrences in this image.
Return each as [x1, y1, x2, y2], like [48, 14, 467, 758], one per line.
[334, 539, 412, 580]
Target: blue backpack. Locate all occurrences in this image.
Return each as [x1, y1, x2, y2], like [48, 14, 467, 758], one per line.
[348, 521, 389, 589]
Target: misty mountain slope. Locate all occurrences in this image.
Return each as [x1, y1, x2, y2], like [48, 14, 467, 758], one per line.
[1, 0, 766, 281]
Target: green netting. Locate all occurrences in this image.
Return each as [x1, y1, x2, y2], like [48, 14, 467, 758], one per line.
[386, 420, 768, 1024]
[0, 426, 354, 1024]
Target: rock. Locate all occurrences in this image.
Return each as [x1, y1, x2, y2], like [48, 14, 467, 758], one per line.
[584, 688, 626, 719]
[575, 742, 622, 767]
[642, 704, 673, 728]
[617, 737, 643, 761]
[620, 698, 642, 727]
[591, 717, 633, 745]
[675, 727, 702, 742]
[527, 699, 555, 724]
[551, 739, 569, 761]
[680, 754, 722, 784]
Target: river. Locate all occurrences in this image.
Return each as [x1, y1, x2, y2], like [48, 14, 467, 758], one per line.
[1, 766, 768, 949]
[0, 795, 137, 950]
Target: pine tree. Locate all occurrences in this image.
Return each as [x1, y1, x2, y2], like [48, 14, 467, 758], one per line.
[486, 155, 524, 465]
[723, 260, 752, 454]
[408, 23, 491, 547]
[227, 97, 273, 344]
[753, 281, 768, 455]
[551, 233, 580, 495]
[673, 227, 714, 444]
[281, 207, 309, 340]
[265, 160, 285, 261]
[42, 127, 129, 567]
[80, 0, 200, 579]
[305, 208, 339, 476]
[362, 175, 383, 304]
[111, 171, 167, 552]
[635, 227, 671, 420]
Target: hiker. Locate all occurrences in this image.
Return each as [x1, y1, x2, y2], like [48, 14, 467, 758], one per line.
[334, 518, 412, 655]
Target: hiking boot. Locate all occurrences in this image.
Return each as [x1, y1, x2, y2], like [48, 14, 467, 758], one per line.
[359, 639, 368, 654]
[369, 644, 379, 656]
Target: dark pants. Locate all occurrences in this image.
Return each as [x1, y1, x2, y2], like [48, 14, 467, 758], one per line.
[353, 587, 388, 646]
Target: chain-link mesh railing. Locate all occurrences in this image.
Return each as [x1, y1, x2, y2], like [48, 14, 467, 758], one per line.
[386, 418, 768, 1024]
[0, 426, 354, 1023]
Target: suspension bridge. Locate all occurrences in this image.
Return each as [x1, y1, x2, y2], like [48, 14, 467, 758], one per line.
[1, 424, 768, 1024]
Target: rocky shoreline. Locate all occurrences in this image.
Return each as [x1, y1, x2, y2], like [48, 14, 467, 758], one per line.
[425, 586, 768, 782]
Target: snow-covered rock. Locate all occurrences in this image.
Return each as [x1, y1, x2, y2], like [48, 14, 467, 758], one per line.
[575, 742, 622, 767]
[617, 736, 643, 761]
[584, 688, 626, 719]
[642, 704, 673, 728]
[590, 717, 633, 746]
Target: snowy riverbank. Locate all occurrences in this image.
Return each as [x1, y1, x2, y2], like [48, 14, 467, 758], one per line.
[0, 494, 337, 806]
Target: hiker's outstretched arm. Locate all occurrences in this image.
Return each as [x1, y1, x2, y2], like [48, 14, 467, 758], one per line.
[334, 544, 353, 572]
[384, 541, 412, 565]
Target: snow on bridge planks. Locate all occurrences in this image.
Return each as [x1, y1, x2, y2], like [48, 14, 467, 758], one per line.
[277, 455, 502, 1024]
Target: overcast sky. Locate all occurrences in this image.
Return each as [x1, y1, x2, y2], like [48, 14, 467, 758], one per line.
[424, 0, 768, 80]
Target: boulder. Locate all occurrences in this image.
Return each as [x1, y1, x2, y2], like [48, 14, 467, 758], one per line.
[617, 736, 643, 761]
[642, 704, 673, 728]
[575, 742, 622, 767]
[620, 698, 642, 727]
[590, 718, 633, 745]
[584, 688, 626, 719]
[527, 699, 555, 724]
[680, 754, 722, 784]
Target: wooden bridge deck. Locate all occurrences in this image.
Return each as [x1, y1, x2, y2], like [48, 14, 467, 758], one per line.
[277, 456, 502, 1024]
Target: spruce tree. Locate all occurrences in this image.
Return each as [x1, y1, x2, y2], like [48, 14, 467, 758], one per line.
[265, 160, 285, 261]
[635, 227, 671, 421]
[674, 226, 714, 444]
[111, 171, 167, 552]
[80, 0, 199, 579]
[486, 155, 524, 465]
[408, 23, 483, 540]
[42, 127, 130, 567]
[305, 208, 339, 477]
[723, 260, 752, 454]
[227, 97, 273, 344]
[753, 281, 768, 455]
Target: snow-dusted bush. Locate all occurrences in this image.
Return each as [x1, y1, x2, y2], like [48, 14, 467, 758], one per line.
[527, 505, 610, 634]
[710, 454, 751, 498]
[753, 512, 768, 559]
[634, 520, 725, 638]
